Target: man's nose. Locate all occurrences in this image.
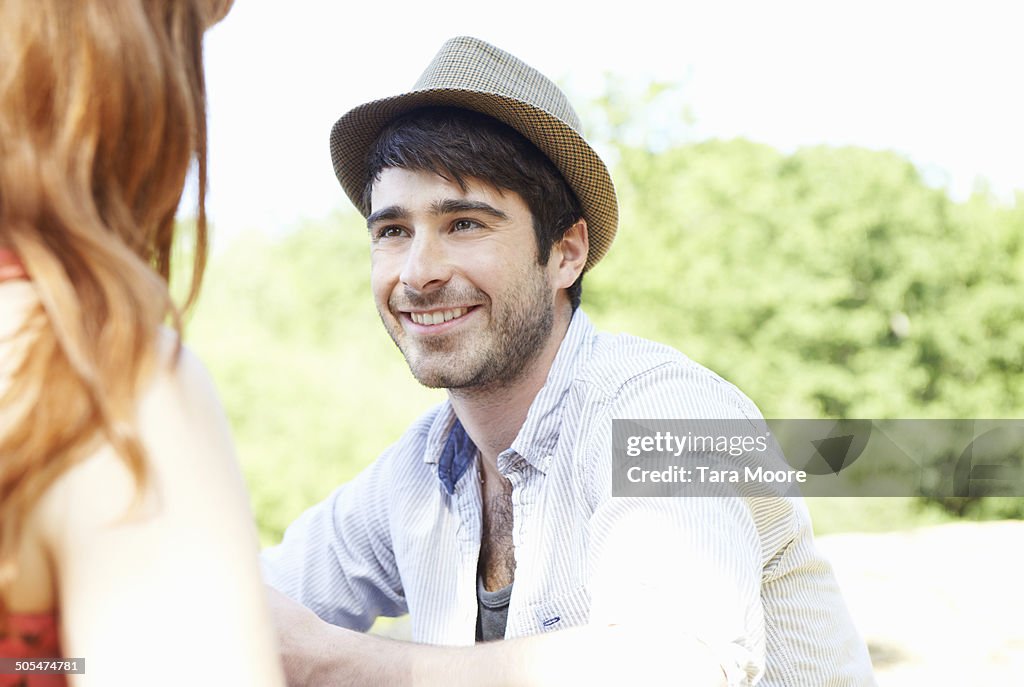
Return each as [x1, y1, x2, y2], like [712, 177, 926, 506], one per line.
[399, 232, 453, 292]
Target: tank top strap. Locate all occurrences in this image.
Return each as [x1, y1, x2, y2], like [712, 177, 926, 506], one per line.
[0, 248, 28, 282]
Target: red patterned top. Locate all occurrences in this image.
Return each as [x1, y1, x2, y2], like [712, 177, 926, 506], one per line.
[0, 613, 66, 687]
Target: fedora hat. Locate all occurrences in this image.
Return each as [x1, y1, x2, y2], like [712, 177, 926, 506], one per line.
[329, 36, 618, 271]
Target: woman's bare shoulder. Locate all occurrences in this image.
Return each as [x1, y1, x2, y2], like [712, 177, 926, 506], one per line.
[32, 335, 283, 686]
[35, 331, 244, 547]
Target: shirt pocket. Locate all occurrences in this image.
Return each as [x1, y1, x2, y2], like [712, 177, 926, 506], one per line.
[529, 584, 591, 634]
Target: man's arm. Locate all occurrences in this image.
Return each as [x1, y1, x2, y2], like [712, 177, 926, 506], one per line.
[268, 585, 727, 687]
[261, 443, 408, 631]
[579, 364, 777, 685]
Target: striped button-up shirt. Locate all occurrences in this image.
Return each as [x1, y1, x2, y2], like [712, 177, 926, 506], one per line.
[262, 311, 875, 686]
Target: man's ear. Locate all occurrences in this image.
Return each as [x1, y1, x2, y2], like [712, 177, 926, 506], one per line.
[551, 218, 589, 289]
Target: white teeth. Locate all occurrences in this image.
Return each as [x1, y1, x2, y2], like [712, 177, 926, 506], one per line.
[411, 307, 468, 326]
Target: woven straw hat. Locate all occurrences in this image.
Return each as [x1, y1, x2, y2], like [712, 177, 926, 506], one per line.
[329, 36, 618, 272]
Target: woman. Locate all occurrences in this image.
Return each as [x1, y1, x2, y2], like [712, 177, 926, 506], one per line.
[0, 2, 284, 685]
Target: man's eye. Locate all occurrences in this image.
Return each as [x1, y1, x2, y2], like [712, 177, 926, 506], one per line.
[375, 226, 407, 239]
[453, 219, 480, 232]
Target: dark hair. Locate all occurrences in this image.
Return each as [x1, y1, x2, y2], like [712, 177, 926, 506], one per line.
[363, 107, 584, 311]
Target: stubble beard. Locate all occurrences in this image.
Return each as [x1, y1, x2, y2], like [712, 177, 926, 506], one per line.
[380, 270, 555, 391]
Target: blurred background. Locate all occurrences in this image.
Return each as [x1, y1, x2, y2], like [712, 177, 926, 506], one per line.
[181, 0, 1023, 683]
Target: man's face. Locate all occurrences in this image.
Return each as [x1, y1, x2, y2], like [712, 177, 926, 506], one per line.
[368, 167, 558, 390]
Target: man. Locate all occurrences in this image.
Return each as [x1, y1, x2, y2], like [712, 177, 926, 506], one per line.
[263, 36, 875, 686]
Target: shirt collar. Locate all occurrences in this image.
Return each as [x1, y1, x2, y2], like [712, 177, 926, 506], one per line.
[509, 309, 594, 474]
[424, 310, 596, 493]
[423, 402, 468, 495]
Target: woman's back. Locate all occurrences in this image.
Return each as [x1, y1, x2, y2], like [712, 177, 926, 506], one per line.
[1, 275, 285, 687]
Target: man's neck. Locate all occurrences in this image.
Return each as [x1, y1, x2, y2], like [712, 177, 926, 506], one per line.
[447, 313, 572, 472]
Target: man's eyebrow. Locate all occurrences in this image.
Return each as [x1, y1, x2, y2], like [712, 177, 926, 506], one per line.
[366, 200, 510, 229]
[366, 206, 408, 229]
[431, 199, 509, 221]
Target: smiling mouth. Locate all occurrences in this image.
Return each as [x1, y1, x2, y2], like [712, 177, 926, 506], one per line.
[407, 307, 472, 326]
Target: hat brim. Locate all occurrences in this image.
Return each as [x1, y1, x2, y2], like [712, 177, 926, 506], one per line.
[330, 88, 618, 272]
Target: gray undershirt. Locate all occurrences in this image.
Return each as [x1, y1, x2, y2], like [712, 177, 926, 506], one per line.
[475, 576, 513, 642]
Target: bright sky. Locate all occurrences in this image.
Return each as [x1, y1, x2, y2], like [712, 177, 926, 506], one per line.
[200, 0, 1023, 239]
